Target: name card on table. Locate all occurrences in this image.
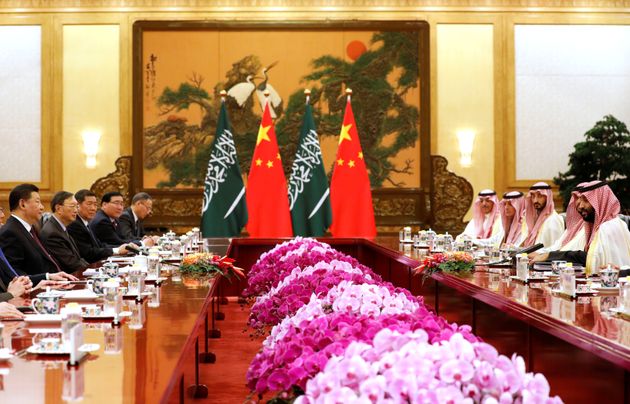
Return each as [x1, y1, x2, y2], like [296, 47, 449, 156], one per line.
[560, 269, 576, 298]
[68, 323, 86, 366]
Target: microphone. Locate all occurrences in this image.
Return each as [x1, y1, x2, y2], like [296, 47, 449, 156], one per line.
[513, 243, 544, 256]
[485, 243, 544, 266]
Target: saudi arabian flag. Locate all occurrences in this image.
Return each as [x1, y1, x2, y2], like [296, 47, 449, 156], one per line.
[200, 99, 248, 237]
[288, 100, 332, 236]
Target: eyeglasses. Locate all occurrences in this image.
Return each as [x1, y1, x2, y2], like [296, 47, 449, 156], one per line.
[63, 204, 79, 209]
[109, 201, 124, 206]
[141, 202, 153, 212]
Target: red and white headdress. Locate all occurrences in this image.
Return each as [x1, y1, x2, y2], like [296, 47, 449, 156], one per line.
[472, 189, 499, 239]
[523, 182, 555, 246]
[561, 181, 620, 249]
[500, 191, 526, 245]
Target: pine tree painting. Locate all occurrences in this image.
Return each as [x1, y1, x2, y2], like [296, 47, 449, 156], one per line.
[142, 30, 421, 189]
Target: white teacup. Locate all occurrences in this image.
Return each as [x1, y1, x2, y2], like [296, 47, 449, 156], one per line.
[31, 291, 62, 314]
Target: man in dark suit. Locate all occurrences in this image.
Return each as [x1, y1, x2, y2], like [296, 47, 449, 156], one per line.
[67, 189, 129, 263]
[119, 192, 157, 246]
[90, 191, 142, 247]
[0, 184, 77, 281]
[40, 191, 90, 272]
[0, 245, 66, 297]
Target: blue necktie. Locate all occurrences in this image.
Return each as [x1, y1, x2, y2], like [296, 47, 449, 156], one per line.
[0, 248, 19, 278]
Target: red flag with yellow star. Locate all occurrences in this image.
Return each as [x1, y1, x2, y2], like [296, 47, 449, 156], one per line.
[246, 101, 293, 237]
[330, 97, 376, 237]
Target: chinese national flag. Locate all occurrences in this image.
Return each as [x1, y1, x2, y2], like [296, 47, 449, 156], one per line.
[246, 101, 293, 237]
[330, 97, 376, 237]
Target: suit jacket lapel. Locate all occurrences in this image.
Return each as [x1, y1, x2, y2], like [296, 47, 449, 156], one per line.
[54, 219, 81, 257]
[13, 217, 46, 256]
[84, 220, 100, 247]
[20, 219, 56, 268]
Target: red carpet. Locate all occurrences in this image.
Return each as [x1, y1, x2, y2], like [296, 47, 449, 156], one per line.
[202, 297, 264, 403]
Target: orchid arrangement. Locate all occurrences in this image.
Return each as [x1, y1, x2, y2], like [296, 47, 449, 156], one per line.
[248, 260, 382, 330]
[242, 240, 562, 403]
[296, 329, 562, 404]
[243, 238, 335, 297]
[247, 310, 478, 396]
[179, 253, 244, 280]
[264, 282, 422, 350]
[243, 237, 374, 298]
[415, 251, 475, 280]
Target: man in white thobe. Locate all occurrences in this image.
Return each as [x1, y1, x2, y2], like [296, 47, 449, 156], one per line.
[499, 191, 527, 248]
[521, 182, 565, 248]
[458, 189, 504, 247]
[531, 181, 630, 275]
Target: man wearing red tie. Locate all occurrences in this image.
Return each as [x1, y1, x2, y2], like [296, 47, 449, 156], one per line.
[0, 184, 77, 282]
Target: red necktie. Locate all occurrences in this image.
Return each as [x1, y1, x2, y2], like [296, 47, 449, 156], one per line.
[30, 227, 62, 272]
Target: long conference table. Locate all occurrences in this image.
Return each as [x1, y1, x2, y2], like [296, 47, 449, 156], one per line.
[1, 237, 629, 403]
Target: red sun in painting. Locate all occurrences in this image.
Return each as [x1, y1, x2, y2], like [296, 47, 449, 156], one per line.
[346, 40, 367, 61]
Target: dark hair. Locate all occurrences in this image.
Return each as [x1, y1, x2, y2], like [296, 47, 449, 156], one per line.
[131, 192, 152, 205]
[75, 189, 96, 204]
[101, 191, 123, 205]
[51, 191, 74, 212]
[9, 183, 39, 211]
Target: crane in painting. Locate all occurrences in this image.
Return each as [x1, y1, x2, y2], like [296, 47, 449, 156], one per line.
[255, 61, 283, 118]
[226, 74, 261, 107]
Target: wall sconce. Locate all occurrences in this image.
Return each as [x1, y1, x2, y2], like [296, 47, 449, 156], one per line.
[456, 130, 475, 168]
[81, 130, 101, 169]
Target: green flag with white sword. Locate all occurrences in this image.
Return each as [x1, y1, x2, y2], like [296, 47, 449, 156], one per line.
[200, 95, 248, 237]
[288, 91, 332, 236]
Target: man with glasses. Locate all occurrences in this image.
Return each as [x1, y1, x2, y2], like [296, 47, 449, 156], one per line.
[67, 189, 130, 263]
[90, 191, 139, 247]
[0, 184, 77, 283]
[119, 192, 157, 246]
[41, 191, 90, 272]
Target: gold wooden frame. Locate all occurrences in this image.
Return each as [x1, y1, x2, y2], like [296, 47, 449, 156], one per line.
[132, 19, 432, 228]
[0, 15, 55, 194]
[501, 12, 630, 193]
[2, 1, 630, 13]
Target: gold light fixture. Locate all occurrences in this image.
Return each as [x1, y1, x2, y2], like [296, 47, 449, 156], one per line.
[456, 129, 475, 168]
[81, 130, 102, 169]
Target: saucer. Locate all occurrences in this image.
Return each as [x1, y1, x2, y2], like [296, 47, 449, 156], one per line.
[551, 288, 598, 298]
[592, 284, 620, 293]
[510, 275, 547, 284]
[82, 312, 114, 320]
[78, 343, 100, 353]
[24, 314, 63, 324]
[26, 345, 69, 355]
[61, 290, 100, 300]
[26, 343, 100, 355]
